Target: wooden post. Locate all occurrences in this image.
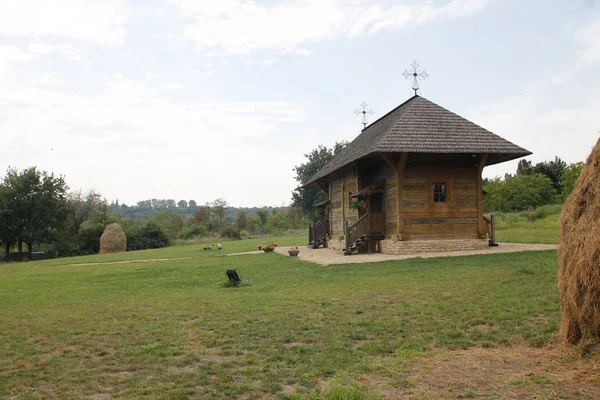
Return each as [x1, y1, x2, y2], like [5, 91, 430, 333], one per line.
[308, 223, 313, 245]
[396, 153, 408, 238]
[490, 214, 497, 246]
[345, 220, 350, 254]
[477, 153, 489, 238]
[341, 172, 346, 239]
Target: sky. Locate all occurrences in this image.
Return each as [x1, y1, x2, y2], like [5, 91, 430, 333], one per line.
[1, 0, 599, 207]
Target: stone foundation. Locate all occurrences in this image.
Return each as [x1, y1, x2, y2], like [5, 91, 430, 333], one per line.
[327, 239, 346, 251]
[324, 237, 489, 254]
[380, 238, 489, 254]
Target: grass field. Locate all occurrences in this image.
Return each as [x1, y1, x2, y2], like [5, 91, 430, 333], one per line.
[492, 205, 561, 244]
[0, 233, 564, 399]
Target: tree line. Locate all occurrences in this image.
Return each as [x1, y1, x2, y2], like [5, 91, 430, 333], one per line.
[483, 157, 584, 212]
[0, 167, 307, 260]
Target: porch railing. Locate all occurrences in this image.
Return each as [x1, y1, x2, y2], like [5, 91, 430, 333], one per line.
[314, 219, 330, 242]
[345, 213, 370, 253]
[344, 211, 386, 253]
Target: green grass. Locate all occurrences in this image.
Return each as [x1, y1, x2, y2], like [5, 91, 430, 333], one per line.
[0, 235, 560, 399]
[492, 205, 561, 244]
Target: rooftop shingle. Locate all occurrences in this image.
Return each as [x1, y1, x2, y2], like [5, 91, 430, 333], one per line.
[304, 95, 531, 185]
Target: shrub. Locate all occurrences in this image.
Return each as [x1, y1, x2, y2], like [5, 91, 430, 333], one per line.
[220, 225, 242, 239]
[484, 174, 556, 212]
[182, 224, 208, 239]
[126, 221, 169, 251]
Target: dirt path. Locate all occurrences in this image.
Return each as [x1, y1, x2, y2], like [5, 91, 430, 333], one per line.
[273, 243, 557, 265]
[67, 257, 192, 266]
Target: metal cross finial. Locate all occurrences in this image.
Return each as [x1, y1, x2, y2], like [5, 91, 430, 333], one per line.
[402, 61, 429, 95]
[354, 102, 374, 128]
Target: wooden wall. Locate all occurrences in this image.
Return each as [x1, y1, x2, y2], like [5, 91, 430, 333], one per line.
[329, 170, 359, 236]
[402, 166, 479, 240]
[330, 175, 344, 236]
[384, 178, 397, 235]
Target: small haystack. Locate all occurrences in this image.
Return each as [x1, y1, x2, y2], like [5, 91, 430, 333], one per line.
[99, 223, 127, 254]
[558, 138, 600, 344]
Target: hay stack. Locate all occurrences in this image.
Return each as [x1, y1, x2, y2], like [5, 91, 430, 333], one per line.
[558, 138, 600, 344]
[99, 223, 127, 254]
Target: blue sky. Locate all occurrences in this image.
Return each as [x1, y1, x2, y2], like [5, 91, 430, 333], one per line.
[1, 0, 598, 207]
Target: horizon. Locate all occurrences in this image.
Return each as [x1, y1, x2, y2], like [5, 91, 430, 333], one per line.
[1, 0, 598, 207]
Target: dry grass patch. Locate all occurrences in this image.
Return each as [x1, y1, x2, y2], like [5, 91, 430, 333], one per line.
[370, 345, 600, 399]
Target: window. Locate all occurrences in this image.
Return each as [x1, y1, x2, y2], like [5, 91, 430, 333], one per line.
[433, 183, 447, 202]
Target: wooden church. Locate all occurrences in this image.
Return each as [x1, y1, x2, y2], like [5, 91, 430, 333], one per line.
[304, 94, 531, 255]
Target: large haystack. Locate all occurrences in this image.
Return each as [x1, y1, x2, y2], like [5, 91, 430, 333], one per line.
[99, 223, 127, 254]
[558, 138, 600, 344]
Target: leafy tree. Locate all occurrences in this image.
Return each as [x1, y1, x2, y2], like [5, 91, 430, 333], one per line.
[177, 199, 188, 208]
[1, 167, 68, 256]
[189, 199, 197, 208]
[235, 209, 247, 230]
[484, 173, 555, 212]
[137, 200, 152, 208]
[516, 159, 533, 175]
[532, 156, 567, 193]
[291, 141, 347, 217]
[166, 199, 176, 208]
[560, 162, 585, 201]
[192, 205, 211, 226]
[65, 189, 103, 235]
[211, 198, 228, 231]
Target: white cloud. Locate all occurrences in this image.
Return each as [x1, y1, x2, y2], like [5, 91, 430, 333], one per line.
[176, 0, 489, 54]
[0, 69, 306, 204]
[466, 18, 600, 179]
[261, 57, 279, 66]
[0, 0, 126, 45]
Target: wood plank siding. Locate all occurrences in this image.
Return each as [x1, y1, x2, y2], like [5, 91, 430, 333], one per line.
[401, 166, 479, 240]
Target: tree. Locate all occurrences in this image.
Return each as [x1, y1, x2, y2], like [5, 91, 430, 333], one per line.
[291, 141, 347, 217]
[235, 209, 247, 230]
[211, 198, 228, 231]
[561, 162, 585, 201]
[177, 199, 188, 208]
[532, 156, 567, 193]
[189, 199, 197, 208]
[516, 159, 533, 175]
[65, 189, 103, 235]
[1, 167, 68, 256]
[483, 173, 555, 212]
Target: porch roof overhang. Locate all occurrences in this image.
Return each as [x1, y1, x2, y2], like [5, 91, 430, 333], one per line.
[315, 199, 330, 208]
[350, 181, 385, 198]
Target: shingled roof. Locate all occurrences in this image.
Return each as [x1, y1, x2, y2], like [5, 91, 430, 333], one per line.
[304, 95, 531, 186]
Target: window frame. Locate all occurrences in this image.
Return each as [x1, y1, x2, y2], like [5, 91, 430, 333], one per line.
[433, 183, 447, 203]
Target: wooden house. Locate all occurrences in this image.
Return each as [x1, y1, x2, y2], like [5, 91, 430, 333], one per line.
[304, 95, 531, 255]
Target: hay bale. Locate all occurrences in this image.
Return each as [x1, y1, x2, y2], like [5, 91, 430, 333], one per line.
[99, 223, 127, 254]
[558, 138, 600, 344]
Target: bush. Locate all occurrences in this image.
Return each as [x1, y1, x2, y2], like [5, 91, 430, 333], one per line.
[125, 221, 169, 251]
[220, 225, 242, 239]
[182, 224, 208, 239]
[484, 173, 556, 212]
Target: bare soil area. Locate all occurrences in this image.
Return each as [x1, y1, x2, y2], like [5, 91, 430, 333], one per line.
[366, 345, 600, 399]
